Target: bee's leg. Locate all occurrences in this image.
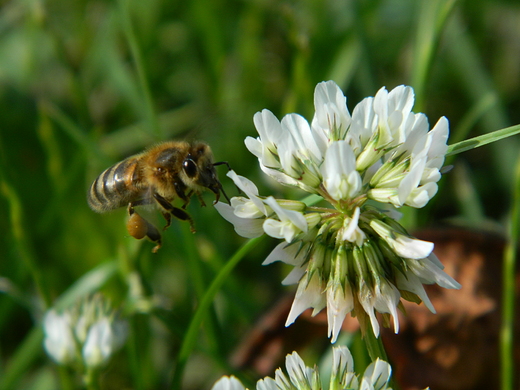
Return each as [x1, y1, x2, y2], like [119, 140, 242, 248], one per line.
[126, 203, 162, 252]
[161, 210, 172, 230]
[153, 193, 196, 233]
[196, 193, 206, 207]
[174, 182, 191, 209]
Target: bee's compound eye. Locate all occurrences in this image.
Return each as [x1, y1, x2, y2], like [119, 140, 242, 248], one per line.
[183, 159, 197, 178]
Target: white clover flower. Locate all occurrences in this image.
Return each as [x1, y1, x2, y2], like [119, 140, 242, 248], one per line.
[42, 294, 128, 370]
[210, 346, 392, 390]
[216, 80, 460, 341]
[43, 309, 76, 365]
[82, 316, 128, 369]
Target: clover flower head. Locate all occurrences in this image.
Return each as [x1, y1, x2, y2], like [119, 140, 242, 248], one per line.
[216, 80, 460, 341]
[42, 293, 128, 369]
[210, 346, 392, 390]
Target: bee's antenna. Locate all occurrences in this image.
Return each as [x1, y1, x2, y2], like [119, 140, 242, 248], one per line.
[213, 161, 231, 171]
[213, 161, 232, 204]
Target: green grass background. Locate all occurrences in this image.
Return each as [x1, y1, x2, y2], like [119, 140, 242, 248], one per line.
[0, 0, 519, 389]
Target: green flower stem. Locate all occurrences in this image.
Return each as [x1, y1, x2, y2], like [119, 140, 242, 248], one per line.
[363, 328, 388, 362]
[447, 123, 520, 156]
[180, 223, 222, 360]
[84, 367, 101, 390]
[501, 154, 520, 390]
[171, 235, 265, 390]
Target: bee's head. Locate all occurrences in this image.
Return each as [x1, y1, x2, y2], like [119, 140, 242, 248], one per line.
[183, 143, 230, 203]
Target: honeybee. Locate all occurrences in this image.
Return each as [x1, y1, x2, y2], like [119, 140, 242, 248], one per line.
[88, 141, 230, 252]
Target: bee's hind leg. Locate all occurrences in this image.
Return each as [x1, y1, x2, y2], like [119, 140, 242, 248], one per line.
[153, 193, 196, 233]
[126, 203, 162, 252]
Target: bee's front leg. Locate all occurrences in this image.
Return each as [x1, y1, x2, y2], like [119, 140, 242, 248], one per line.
[153, 193, 196, 233]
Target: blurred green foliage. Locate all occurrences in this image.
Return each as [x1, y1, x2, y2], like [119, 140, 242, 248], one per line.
[0, 0, 519, 389]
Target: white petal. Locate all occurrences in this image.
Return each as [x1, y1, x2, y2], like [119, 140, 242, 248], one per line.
[285, 351, 310, 387]
[231, 197, 265, 219]
[211, 376, 247, 390]
[244, 136, 264, 159]
[427, 116, 449, 162]
[392, 234, 434, 259]
[286, 272, 326, 326]
[395, 270, 435, 313]
[373, 281, 401, 334]
[361, 359, 392, 390]
[407, 256, 461, 289]
[369, 220, 434, 259]
[367, 187, 400, 207]
[340, 207, 366, 245]
[264, 197, 308, 232]
[358, 283, 380, 337]
[259, 165, 301, 188]
[257, 377, 278, 390]
[263, 219, 297, 242]
[214, 202, 265, 238]
[82, 318, 113, 368]
[313, 80, 351, 138]
[227, 171, 267, 215]
[321, 141, 361, 201]
[248, 109, 283, 169]
[263, 242, 305, 266]
[43, 310, 75, 364]
[282, 266, 307, 285]
[332, 346, 354, 378]
[388, 85, 414, 115]
[350, 96, 377, 148]
[327, 282, 355, 343]
[397, 157, 426, 205]
[405, 182, 438, 208]
[281, 113, 322, 163]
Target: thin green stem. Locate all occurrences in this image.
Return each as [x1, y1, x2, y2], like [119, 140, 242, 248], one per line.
[447, 124, 520, 156]
[363, 330, 388, 362]
[170, 235, 265, 390]
[501, 154, 520, 390]
[180, 223, 222, 360]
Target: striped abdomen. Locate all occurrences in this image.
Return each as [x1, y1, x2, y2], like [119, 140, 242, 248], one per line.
[88, 157, 146, 212]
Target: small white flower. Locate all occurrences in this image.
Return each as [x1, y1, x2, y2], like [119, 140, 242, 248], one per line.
[43, 310, 76, 365]
[369, 219, 434, 259]
[211, 346, 393, 390]
[339, 207, 366, 245]
[211, 376, 248, 390]
[327, 278, 355, 343]
[406, 254, 461, 290]
[227, 171, 268, 217]
[312, 80, 352, 148]
[215, 202, 265, 238]
[330, 346, 358, 389]
[262, 197, 308, 242]
[360, 359, 392, 390]
[42, 294, 128, 371]
[321, 140, 362, 201]
[246, 109, 283, 169]
[263, 242, 309, 285]
[286, 270, 326, 327]
[82, 318, 113, 368]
